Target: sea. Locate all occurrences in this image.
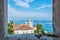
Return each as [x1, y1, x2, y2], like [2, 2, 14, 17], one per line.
[13, 20, 53, 33]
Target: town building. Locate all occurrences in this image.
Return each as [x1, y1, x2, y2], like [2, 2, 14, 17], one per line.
[12, 18, 36, 34]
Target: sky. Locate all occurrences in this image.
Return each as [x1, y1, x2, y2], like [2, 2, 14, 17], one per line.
[8, 0, 52, 21]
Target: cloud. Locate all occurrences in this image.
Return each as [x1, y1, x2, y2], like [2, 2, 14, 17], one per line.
[25, 0, 34, 3]
[8, 4, 52, 21]
[13, 0, 34, 8]
[36, 4, 52, 9]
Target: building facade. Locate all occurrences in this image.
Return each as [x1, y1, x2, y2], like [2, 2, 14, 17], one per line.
[12, 18, 36, 34]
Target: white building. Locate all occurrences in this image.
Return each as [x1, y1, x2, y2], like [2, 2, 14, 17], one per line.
[12, 18, 36, 34]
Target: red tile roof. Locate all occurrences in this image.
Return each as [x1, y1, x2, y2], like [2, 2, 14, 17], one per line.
[12, 24, 20, 30]
[12, 24, 34, 30]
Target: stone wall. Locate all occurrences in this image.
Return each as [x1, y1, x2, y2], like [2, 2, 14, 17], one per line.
[0, 0, 7, 40]
[53, 0, 60, 40]
[0, 0, 4, 40]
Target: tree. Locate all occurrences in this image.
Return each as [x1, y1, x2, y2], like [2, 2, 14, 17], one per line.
[8, 25, 14, 35]
[9, 21, 13, 25]
[34, 30, 37, 33]
[36, 23, 44, 35]
[36, 24, 39, 33]
[8, 20, 14, 35]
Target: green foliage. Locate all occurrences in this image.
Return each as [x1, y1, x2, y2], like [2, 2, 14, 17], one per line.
[36, 24, 39, 33]
[8, 21, 14, 35]
[36, 23, 45, 35]
[9, 21, 13, 25]
[34, 23, 53, 37]
[34, 30, 37, 33]
[10, 21, 13, 24]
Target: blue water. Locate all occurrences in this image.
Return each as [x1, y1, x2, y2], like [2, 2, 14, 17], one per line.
[13, 20, 53, 33]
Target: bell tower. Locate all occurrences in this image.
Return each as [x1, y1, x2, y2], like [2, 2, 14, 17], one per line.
[29, 18, 33, 28]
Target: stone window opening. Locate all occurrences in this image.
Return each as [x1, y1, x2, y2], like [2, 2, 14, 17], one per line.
[2, 0, 56, 39]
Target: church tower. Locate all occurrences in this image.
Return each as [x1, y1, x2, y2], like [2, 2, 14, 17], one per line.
[29, 18, 33, 28]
